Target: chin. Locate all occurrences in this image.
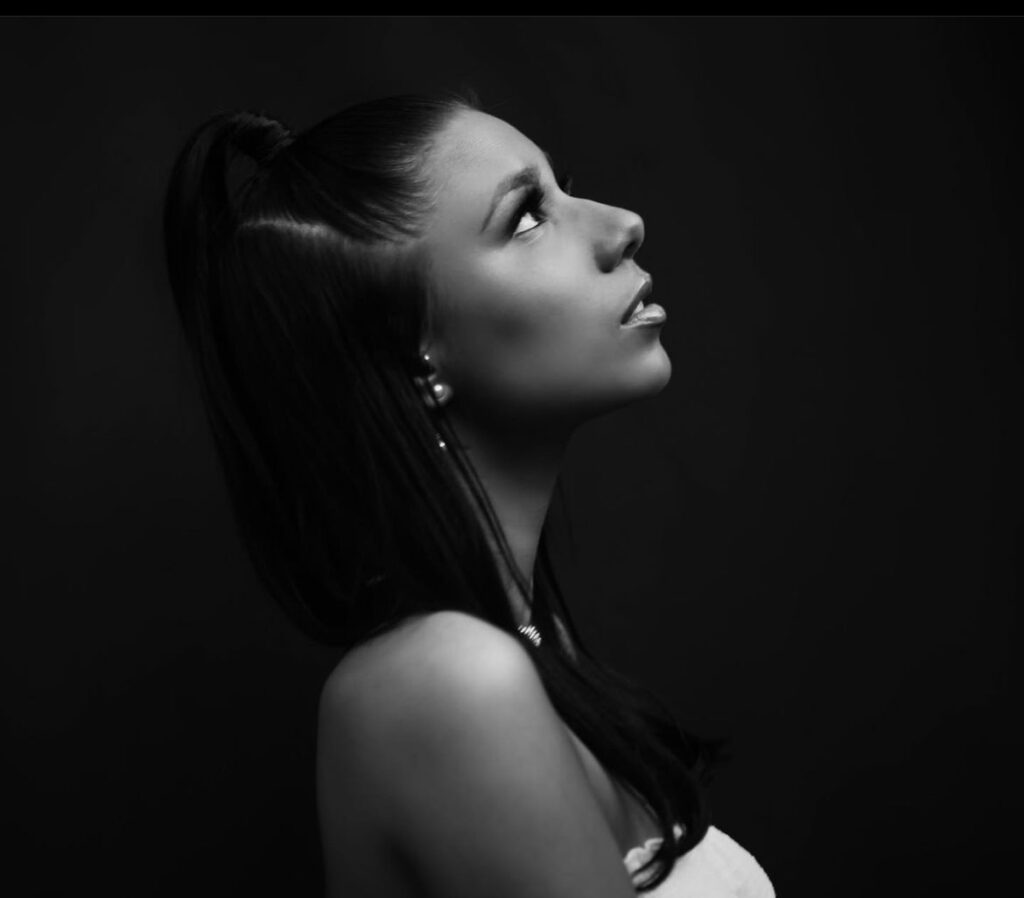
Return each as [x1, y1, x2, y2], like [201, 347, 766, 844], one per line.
[589, 346, 673, 421]
[633, 340, 672, 398]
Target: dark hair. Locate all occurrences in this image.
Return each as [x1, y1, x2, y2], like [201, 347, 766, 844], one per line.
[162, 91, 715, 890]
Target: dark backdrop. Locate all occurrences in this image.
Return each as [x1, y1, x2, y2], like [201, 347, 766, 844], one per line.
[3, 16, 1020, 897]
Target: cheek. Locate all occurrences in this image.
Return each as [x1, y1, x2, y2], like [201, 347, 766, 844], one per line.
[440, 260, 552, 351]
[454, 269, 595, 369]
[447, 290, 551, 383]
[482, 297, 546, 346]
[448, 301, 612, 419]
[432, 253, 615, 413]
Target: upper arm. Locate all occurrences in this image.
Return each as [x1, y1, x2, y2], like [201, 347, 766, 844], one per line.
[322, 611, 637, 898]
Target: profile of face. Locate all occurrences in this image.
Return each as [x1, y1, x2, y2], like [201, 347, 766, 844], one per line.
[418, 109, 671, 437]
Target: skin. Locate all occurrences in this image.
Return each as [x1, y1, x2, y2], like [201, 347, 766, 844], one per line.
[414, 108, 671, 623]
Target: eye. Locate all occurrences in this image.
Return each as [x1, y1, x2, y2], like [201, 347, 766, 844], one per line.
[512, 205, 543, 238]
[508, 172, 574, 239]
[509, 186, 546, 238]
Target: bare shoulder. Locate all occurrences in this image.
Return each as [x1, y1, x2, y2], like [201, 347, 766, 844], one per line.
[317, 610, 636, 898]
[317, 609, 535, 818]
[316, 611, 542, 894]
[319, 610, 529, 729]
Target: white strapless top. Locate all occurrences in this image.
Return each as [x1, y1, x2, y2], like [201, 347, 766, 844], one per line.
[622, 824, 775, 897]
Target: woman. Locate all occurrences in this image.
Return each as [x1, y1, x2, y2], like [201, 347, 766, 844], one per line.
[163, 91, 775, 897]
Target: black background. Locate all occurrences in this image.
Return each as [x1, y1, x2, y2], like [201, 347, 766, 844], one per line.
[3, 16, 1021, 897]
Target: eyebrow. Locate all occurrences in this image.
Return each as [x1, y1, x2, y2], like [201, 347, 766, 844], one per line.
[478, 150, 557, 234]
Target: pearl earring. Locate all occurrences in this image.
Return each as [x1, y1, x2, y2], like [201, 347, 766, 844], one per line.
[420, 352, 449, 451]
[421, 354, 451, 405]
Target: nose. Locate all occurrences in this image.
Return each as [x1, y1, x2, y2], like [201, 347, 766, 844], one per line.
[593, 203, 645, 273]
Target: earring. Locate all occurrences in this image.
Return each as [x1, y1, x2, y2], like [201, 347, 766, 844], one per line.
[419, 353, 452, 408]
[420, 352, 449, 451]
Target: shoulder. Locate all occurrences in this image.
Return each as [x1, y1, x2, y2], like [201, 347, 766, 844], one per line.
[317, 611, 535, 895]
[317, 610, 542, 797]
[319, 610, 532, 728]
[318, 611, 636, 896]
[317, 610, 545, 842]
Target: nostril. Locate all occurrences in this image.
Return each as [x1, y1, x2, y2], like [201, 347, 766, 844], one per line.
[594, 206, 646, 271]
[625, 212, 645, 258]
[618, 211, 645, 265]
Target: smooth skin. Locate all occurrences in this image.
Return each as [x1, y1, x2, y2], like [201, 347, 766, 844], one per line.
[318, 109, 672, 897]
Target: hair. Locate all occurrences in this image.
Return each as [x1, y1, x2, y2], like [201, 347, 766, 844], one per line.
[162, 91, 717, 890]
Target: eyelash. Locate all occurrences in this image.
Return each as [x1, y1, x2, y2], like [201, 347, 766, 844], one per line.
[507, 172, 574, 237]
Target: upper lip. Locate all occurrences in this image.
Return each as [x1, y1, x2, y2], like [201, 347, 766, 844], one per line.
[620, 274, 653, 324]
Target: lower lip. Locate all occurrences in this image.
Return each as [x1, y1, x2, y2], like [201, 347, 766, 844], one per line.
[621, 303, 667, 328]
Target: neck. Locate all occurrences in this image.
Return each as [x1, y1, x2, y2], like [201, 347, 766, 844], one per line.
[445, 410, 572, 628]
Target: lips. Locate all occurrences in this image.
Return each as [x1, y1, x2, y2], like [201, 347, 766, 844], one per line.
[620, 275, 653, 325]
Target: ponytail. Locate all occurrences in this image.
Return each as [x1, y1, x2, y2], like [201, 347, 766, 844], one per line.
[162, 110, 293, 337]
[162, 111, 310, 632]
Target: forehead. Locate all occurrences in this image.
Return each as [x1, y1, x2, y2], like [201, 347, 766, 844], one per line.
[432, 109, 541, 171]
[424, 109, 546, 220]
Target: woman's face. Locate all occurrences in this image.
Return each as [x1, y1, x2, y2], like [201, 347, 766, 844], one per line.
[419, 108, 671, 434]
